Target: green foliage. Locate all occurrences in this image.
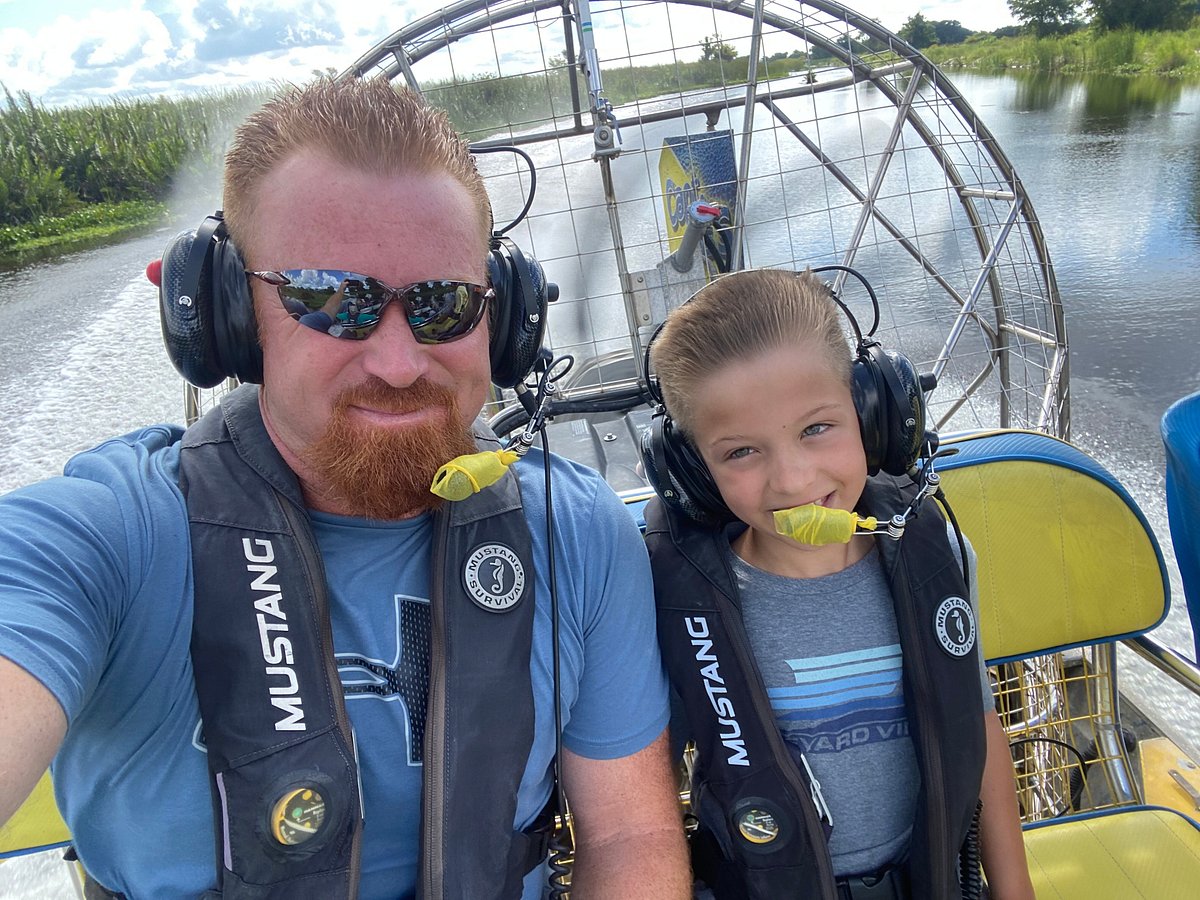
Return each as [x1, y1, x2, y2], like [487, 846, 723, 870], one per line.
[0, 157, 75, 223]
[421, 56, 783, 141]
[1, 54, 793, 236]
[10, 17, 1199, 251]
[922, 22, 1200, 75]
[1092, 27, 1137, 66]
[1088, 0, 1193, 31]
[1008, 0, 1083, 37]
[1150, 31, 1194, 71]
[424, 71, 572, 142]
[0, 199, 166, 253]
[0, 85, 264, 227]
[933, 21, 974, 45]
[896, 16, 977, 50]
[899, 13, 939, 49]
[700, 35, 738, 62]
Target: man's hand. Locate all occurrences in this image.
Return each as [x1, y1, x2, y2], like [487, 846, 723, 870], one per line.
[561, 728, 691, 899]
[0, 656, 66, 825]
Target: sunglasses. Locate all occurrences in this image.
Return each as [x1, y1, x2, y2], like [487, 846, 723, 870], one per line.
[247, 269, 492, 344]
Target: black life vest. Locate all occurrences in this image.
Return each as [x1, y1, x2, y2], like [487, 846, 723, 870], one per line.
[179, 385, 543, 900]
[645, 474, 987, 900]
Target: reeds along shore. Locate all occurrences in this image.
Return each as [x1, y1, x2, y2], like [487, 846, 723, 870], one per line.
[922, 25, 1200, 76]
[5, 24, 1199, 252]
[0, 86, 263, 242]
[1, 49, 816, 238]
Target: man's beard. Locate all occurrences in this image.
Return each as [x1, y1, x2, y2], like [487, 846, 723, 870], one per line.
[305, 378, 479, 520]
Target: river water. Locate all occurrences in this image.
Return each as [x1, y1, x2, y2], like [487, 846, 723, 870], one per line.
[2, 70, 1199, 896]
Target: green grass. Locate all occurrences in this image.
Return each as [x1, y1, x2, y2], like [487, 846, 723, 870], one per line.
[3, 22, 1196, 262]
[923, 26, 1200, 76]
[0, 199, 169, 264]
[423, 56, 790, 141]
[0, 86, 264, 229]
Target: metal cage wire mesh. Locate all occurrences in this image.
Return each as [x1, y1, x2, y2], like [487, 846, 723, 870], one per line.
[992, 646, 1142, 823]
[347, 0, 1068, 437]
[339, 0, 1103, 829]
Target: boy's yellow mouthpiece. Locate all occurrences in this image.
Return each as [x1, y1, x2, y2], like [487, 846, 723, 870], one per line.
[430, 449, 520, 501]
[773, 505, 878, 545]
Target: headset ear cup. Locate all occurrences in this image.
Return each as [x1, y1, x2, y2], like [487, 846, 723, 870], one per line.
[852, 356, 886, 477]
[158, 226, 225, 388]
[487, 238, 551, 389]
[210, 237, 262, 384]
[486, 247, 514, 379]
[874, 347, 926, 475]
[854, 345, 926, 477]
[510, 251, 550, 380]
[640, 415, 730, 526]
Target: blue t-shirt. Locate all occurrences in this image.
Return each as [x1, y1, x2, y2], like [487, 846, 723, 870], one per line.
[730, 536, 992, 877]
[0, 425, 669, 899]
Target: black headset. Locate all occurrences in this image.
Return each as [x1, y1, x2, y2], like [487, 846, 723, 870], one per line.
[640, 267, 932, 526]
[157, 211, 555, 389]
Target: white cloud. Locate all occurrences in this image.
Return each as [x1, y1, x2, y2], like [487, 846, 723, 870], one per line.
[0, 0, 1017, 108]
[2, 2, 190, 102]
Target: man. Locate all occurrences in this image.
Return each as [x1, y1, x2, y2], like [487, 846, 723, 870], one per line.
[0, 78, 689, 899]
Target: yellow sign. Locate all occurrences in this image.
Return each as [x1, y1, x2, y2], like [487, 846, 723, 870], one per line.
[658, 130, 738, 253]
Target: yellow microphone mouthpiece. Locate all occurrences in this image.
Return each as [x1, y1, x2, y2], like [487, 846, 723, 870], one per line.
[430, 449, 520, 501]
[773, 504, 878, 545]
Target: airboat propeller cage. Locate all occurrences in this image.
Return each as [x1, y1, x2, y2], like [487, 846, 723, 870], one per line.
[343, 0, 1067, 446]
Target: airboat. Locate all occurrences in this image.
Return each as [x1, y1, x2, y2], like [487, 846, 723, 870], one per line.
[4, 1, 1200, 896]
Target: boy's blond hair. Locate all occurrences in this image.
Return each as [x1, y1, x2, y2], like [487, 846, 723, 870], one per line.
[222, 78, 490, 260]
[650, 269, 853, 435]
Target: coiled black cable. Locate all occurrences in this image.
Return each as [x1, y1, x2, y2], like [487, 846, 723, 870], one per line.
[702, 227, 733, 275]
[488, 383, 650, 439]
[958, 800, 984, 900]
[1064, 729, 1137, 812]
[519, 357, 573, 899]
[546, 815, 572, 898]
[469, 144, 537, 237]
[933, 485, 970, 588]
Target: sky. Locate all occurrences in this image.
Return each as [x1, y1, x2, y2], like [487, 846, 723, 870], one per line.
[0, 0, 1019, 108]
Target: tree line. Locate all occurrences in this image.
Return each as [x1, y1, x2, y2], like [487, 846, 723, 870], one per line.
[4, 5, 1197, 255]
[899, 0, 1198, 47]
[0, 44, 796, 244]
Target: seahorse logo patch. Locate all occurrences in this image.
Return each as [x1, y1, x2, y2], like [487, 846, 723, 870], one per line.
[464, 543, 526, 613]
[934, 596, 976, 657]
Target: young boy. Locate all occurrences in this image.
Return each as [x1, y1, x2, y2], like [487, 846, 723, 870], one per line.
[642, 269, 1034, 899]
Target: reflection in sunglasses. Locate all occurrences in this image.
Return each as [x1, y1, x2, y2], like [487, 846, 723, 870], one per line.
[247, 268, 491, 344]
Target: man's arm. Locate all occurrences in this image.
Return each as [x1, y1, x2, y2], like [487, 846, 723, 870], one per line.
[978, 709, 1035, 900]
[562, 729, 691, 900]
[0, 656, 67, 824]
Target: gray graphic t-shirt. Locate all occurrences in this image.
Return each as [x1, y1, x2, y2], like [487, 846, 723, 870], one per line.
[729, 535, 991, 878]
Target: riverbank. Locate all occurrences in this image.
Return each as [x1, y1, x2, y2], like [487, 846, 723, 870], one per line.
[924, 26, 1200, 77]
[4, 25, 1197, 268]
[0, 200, 170, 267]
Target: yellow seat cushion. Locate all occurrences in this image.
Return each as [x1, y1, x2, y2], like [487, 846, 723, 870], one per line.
[0, 771, 70, 857]
[939, 432, 1166, 661]
[1024, 808, 1200, 899]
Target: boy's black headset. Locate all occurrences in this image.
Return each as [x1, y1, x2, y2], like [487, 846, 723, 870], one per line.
[640, 266, 935, 526]
[157, 211, 555, 390]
